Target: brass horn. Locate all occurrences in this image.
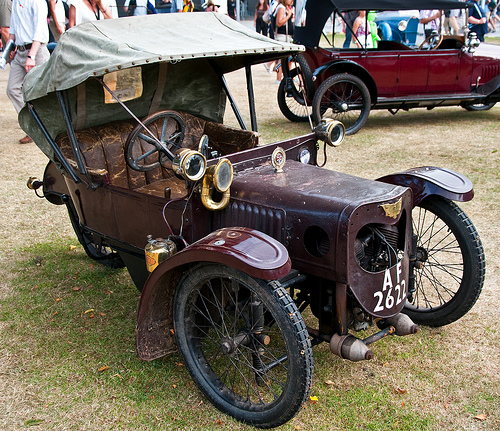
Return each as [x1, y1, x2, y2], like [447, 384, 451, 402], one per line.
[200, 158, 233, 211]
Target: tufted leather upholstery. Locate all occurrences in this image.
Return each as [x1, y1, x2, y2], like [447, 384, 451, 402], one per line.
[55, 111, 259, 197]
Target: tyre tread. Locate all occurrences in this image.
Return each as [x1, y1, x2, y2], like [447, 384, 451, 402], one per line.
[404, 196, 485, 326]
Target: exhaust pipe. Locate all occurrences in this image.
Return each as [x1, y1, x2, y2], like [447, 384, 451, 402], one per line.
[381, 313, 418, 336]
[330, 334, 374, 362]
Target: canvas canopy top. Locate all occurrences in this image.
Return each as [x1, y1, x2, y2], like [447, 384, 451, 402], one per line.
[23, 12, 303, 103]
[20, 13, 304, 163]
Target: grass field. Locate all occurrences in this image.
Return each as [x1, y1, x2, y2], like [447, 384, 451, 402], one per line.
[0, 53, 499, 431]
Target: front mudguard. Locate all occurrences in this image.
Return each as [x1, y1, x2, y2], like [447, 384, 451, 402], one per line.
[377, 166, 474, 206]
[136, 227, 291, 361]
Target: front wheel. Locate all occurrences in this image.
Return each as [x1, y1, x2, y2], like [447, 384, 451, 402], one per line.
[404, 196, 485, 326]
[277, 55, 314, 123]
[312, 73, 371, 135]
[173, 264, 313, 428]
[460, 101, 497, 111]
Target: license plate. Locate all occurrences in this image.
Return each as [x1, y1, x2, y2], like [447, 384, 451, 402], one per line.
[373, 261, 407, 314]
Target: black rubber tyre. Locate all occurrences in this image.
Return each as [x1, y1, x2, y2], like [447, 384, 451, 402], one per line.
[403, 196, 485, 327]
[277, 55, 314, 123]
[173, 264, 313, 428]
[294, 54, 314, 100]
[65, 198, 124, 269]
[460, 101, 497, 112]
[278, 69, 310, 123]
[312, 73, 371, 135]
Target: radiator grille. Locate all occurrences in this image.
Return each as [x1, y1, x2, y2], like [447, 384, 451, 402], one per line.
[213, 201, 286, 243]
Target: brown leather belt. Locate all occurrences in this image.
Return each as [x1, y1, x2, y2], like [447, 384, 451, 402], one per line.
[16, 43, 32, 52]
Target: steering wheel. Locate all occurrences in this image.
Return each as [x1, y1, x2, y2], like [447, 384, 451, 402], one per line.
[419, 33, 443, 50]
[125, 111, 185, 171]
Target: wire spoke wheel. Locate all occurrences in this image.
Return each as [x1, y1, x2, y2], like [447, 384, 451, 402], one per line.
[277, 69, 311, 122]
[312, 73, 371, 135]
[404, 196, 485, 326]
[64, 198, 124, 269]
[277, 55, 313, 123]
[173, 264, 313, 428]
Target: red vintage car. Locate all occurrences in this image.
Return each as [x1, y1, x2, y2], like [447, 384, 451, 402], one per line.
[279, 0, 500, 134]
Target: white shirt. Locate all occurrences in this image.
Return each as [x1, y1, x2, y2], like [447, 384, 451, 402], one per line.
[420, 9, 440, 31]
[69, 0, 108, 25]
[51, 0, 66, 26]
[125, 0, 148, 16]
[9, 0, 49, 45]
[169, 0, 183, 13]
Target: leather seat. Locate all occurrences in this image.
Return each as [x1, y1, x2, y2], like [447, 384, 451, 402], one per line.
[55, 111, 258, 197]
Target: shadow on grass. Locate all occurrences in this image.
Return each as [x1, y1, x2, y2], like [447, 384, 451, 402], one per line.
[2, 239, 492, 430]
[362, 106, 499, 132]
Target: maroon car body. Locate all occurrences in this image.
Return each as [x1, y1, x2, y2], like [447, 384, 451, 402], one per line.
[23, 13, 485, 428]
[279, 0, 500, 134]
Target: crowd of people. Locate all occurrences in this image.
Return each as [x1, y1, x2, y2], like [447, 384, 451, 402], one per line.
[252, 0, 293, 83]
[0, 0, 244, 144]
[418, 0, 499, 42]
[1, 0, 500, 143]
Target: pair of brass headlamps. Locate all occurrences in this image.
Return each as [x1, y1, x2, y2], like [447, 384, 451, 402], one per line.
[172, 147, 233, 211]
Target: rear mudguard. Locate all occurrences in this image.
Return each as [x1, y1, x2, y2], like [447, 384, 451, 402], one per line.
[312, 60, 378, 102]
[136, 227, 291, 361]
[377, 166, 474, 206]
[41, 161, 70, 205]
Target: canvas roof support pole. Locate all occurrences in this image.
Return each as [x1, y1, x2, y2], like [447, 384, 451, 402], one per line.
[245, 62, 257, 132]
[56, 90, 95, 187]
[209, 59, 248, 130]
[27, 102, 81, 184]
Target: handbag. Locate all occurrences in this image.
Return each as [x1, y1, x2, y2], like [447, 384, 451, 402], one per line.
[262, 9, 270, 24]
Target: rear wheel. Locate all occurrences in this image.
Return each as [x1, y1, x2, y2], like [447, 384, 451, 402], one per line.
[173, 264, 313, 428]
[65, 197, 124, 269]
[277, 55, 314, 123]
[312, 73, 371, 135]
[404, 196, 485, 326]
[277, 68, 310, 122]
[460, 101, 497, 111]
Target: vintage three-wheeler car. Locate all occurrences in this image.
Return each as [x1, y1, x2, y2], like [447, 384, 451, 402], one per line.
[23, 13, 485, 428]
[279, 0, 500, 134]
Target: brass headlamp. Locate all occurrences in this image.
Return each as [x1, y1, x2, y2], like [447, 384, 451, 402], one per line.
[172, 149, 207, 181]
[314, 119, 345, 147]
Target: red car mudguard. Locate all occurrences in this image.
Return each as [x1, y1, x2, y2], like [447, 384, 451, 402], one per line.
[136, 226, 291, 361]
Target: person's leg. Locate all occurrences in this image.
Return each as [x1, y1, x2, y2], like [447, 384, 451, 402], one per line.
[6, 53, 33, 143]
[6, 53, 27, 113]
[343, 27, 352, 48]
